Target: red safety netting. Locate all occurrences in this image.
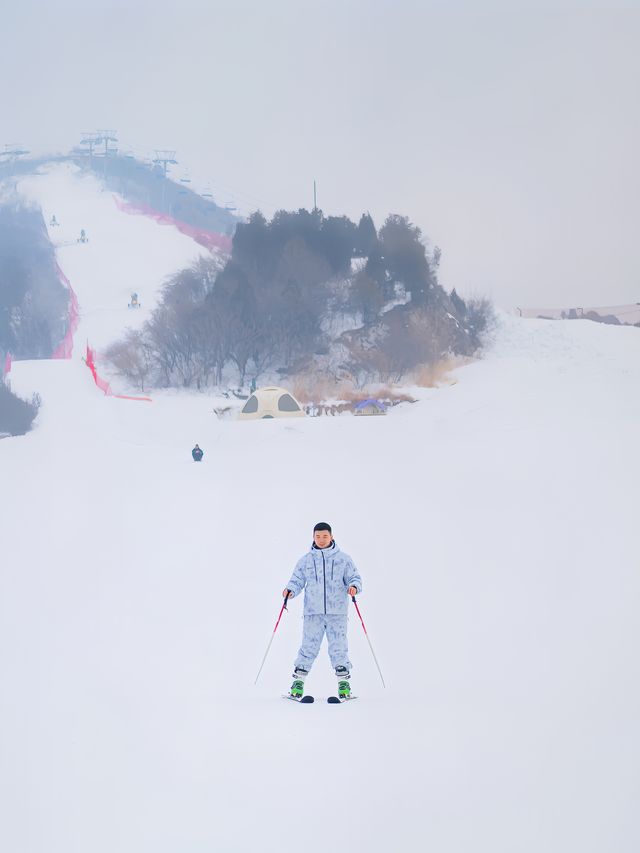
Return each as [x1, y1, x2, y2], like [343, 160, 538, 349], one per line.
[112, 196, 232, 254]
[85, 344, 112, 395]
[85, 344, 152, 402]
[52, 264, 80, 359]
[2, 351, 11, 378]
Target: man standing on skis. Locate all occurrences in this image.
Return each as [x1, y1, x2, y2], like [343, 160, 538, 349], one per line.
[283, 522, 362, 700]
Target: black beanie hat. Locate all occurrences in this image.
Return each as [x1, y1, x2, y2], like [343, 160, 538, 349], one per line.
[313, 522, 332, 533]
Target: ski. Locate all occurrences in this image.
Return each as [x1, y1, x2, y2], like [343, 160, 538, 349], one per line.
[282, 694, 314, 703]
[327, 695, 358, 704]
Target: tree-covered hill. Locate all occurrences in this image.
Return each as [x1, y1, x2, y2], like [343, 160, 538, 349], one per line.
[107, 208, 492, 391]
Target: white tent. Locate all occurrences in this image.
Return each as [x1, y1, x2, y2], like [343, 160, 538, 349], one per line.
[238, 386, 306, 420]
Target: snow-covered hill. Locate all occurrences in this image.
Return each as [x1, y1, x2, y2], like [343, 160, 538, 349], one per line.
[1, 166, 639, 851]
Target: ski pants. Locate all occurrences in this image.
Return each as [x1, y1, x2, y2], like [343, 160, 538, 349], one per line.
[294, 614, 351, 672]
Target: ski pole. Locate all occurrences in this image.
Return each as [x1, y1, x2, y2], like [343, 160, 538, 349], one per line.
[351, 595, 386, 688]
[254, 591, 290, 685]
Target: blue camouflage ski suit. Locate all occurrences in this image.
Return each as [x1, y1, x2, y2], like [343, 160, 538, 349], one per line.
[286, 541, 362, 672]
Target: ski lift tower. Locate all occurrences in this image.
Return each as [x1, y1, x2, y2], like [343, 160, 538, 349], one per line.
[79, 132, 101, 166]
[153, 149, 178, 178]
[153, 149, 178, 211]
[96, 130, 118, 155]
[0, 143, 30, 163]
[96, 129, 118, 176]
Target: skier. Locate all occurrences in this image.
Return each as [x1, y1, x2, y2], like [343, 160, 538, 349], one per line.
[283, 522, 361, 701]
[191, 444, 204, 462]
[49, 215, 59, 227]
[78, 229, 88, 243]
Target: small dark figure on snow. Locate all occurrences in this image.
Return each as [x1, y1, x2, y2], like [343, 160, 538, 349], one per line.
[50, 215, 59, 227]
[78, 229, 88, 243]
[192, 444, 203, 462]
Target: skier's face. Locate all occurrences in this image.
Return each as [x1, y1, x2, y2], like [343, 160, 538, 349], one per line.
[313, 530, 333, 549]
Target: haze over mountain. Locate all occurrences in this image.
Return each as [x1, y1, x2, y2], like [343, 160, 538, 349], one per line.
[2, 0, 638, 309]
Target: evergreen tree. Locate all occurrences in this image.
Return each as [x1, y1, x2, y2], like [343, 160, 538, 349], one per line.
[355, 212, 377, 257]
[450, 288, 467, 317]
[319, 216, 356, 273]
[364, 247, 388, 290]
[379, 214, 435, 306]
[350, 270, 385, 324]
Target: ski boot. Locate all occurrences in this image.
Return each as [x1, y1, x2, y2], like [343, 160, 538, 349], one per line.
[289, 668, 308, 699]
[335, 666, 351, 700]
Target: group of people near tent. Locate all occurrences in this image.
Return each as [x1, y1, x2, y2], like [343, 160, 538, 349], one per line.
[192, 387, 387, 460]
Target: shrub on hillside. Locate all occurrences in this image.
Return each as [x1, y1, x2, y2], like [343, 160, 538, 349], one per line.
[105, 330, 154, 391]
[342, 296, 495, 385]
[464, 297, 496, 350]
[0, 383, 40, 436]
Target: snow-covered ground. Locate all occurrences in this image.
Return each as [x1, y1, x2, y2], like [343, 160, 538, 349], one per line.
[1, 168, 639, 851]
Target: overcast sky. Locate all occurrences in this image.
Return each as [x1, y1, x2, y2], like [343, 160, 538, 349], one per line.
[2, 0, 638, 308]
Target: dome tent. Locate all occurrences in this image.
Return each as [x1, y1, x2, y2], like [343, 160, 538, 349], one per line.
[238, 386, 305, 420]
[353, 398, 387, 416]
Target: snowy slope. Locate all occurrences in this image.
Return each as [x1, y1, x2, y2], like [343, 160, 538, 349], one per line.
[1, 208, 640, 853]
[16, 162, 211, 354]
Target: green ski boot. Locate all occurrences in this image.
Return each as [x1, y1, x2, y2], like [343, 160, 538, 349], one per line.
[338, 680, 351, 699]
[289, 667, 308, 700]
[290, 679, 305, 699]
[335, 666, 351, 699]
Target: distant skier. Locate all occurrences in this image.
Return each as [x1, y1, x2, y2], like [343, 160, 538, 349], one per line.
[129, 292, 140, 308]
[78, 229, 88, 243]
[192, 444, 203, 462]
[49, 215, 59, 227]
[283, 522, 362, 701]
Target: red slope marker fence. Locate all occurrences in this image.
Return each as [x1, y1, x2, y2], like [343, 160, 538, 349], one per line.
[52, 264, 80, 359]
[85, 344, 152, 402]
[112, 196, 232, 254]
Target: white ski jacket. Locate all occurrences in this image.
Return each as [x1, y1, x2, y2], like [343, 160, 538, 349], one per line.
[286, 542, 362, 616]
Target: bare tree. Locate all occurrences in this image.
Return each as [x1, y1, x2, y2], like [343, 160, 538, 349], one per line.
[105, 329, 154, 391]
